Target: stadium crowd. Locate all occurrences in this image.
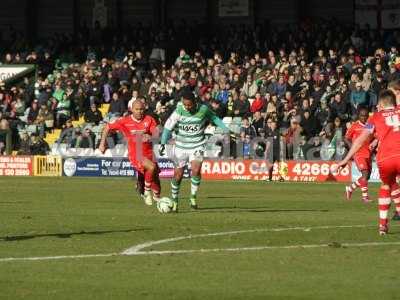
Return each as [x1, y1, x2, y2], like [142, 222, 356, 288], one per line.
[1, 19, 400, 160]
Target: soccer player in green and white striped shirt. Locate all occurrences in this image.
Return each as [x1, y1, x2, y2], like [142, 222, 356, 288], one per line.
[159, 89, 230, 212]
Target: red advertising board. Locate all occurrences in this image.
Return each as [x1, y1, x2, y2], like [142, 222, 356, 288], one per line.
[201, 160, 351, 182]
[0, 156, 33, 176]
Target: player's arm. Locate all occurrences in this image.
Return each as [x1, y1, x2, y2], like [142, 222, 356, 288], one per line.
[344, 127, 353, 147]
[206, 108, 232, 134]
[159, 111, 179, 155]
[145, 116, 160, 142]
[98, 119, 122, 153]
[369, 138, 378, 151]
[337, 129, 372, 168]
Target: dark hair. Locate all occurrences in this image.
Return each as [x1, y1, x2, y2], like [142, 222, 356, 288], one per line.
[378, 89, 396, 106]
[181, 88, 196, 102]
[388, 79, 400, 92]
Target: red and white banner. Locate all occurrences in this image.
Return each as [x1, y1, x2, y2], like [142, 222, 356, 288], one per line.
[0, 156, 33, 176]
[201, 160, 351, 182]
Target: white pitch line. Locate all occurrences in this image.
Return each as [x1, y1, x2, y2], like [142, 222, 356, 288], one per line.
[122, 224, 381, 255]
[2, 241, 400, 262]
[130, 241, 400, 256]
[0, 224, 398, 263]
[0, 253, 118, 262]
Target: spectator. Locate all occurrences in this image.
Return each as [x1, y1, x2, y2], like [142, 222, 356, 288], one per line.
[233, 94, 250, 118]
[108, 92, 125, 118]
[0, 119, 12, 154]
[350, 82, 367, 115]
[252, 111, 265, 136]
[29, 133, 49, 155]
[240, 117, 257, 138]
[58, 119, 75, 144]
[84, 103, 103, 125]
[55, 94, 71, 128]
[250, 92, 265, 113]
[36, 104, 54, 136]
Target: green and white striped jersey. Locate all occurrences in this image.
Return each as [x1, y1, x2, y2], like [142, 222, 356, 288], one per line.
[163, 102, 227, 149]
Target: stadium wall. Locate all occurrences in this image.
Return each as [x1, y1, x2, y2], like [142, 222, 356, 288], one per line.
[0, 155, 355, 182]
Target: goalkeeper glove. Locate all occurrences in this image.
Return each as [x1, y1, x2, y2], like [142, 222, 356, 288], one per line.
[159, 144, 166, 156]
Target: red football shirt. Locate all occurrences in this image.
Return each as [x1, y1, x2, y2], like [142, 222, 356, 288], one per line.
[345, 121, 372, 159]
[107, 115, 158, 168]
[366, 106, 400, 163]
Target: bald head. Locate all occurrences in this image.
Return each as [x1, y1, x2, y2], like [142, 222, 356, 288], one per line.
[129, 99, 145, 120]
[129, 99, 145, 110]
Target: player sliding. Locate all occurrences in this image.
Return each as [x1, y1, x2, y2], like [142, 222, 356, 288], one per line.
[336, 90, 400, 235]
[344, 108, 374, 202]
[159, 89, 231, 212]
[98, 100, 161, 206]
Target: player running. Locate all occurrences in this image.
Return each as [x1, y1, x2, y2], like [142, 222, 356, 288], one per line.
[159, 89, 231, 212]
[337, 90, 400, 235]
[98, 100, 161, 206]
[344, 108, 374, 202]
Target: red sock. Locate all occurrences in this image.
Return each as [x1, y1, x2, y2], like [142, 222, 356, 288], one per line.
[391, 183, 400, 214]
[378, 188, 391, 226]
[136, 172, 145, 195]
[151, 174, 161, 199]
[349, 178, 361, 192]
[144, 170, 153, 194]
[358, 178, 368, 199]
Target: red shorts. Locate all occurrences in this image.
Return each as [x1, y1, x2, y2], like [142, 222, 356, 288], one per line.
[128, 152, 155, 174]
[354, 156, 372, 172]
[377, 159, 400, 186]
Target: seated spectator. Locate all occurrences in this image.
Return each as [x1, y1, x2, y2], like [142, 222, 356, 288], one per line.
[250, 92, 265, 113]
[240, 117, 257, 138]
[17, 131, 31, 155]
[108, 92, 125, 118]
[0, 119, 12, 155]
[284, 117, 303, 160]
[350, 82, 367, 116]
[252, 111, 265, 136]
[27, 100, 40, 125]
[71, 127, 95, 149]
[29, 133, 49, 155]
[210, 99, 226, 119]
[36, 104, 54, 136]
[330, 93, 349, 121]
[84, 103, 103, 125]
[55, 94, 71, 128]
[300, 110, 318, 141]
[233, 94, 250, 118]
[58, 119, 75, 144]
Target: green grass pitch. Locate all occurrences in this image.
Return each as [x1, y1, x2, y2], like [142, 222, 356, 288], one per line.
[0, 177, 399, 300]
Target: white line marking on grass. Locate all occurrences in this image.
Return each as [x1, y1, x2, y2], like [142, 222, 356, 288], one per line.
[0, 253, 119, 262]
[0, 224, 398, 262]
[129, 241, 400, 256]
[122, 224, 380, 255]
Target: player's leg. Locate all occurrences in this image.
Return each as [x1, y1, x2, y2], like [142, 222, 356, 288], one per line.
[345, 157, 368, 201]
[378, 185, 391, 235]
[188, 146, 205, 209]
[171, 167, 184, 212]
[359, 168, 371, 203]
[136, 171, 145, 198]
[391, 160, 400, 220]
[151, 164, 161, 202]
[189, 160, 202, 209]
[390, 183, 400, 220]
[377, 161, 396, 235]
[142, 158, 158, 205]
[170, 146, 188, 211]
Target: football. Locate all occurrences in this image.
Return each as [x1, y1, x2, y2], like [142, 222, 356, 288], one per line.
[157, 197, 174, 213]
